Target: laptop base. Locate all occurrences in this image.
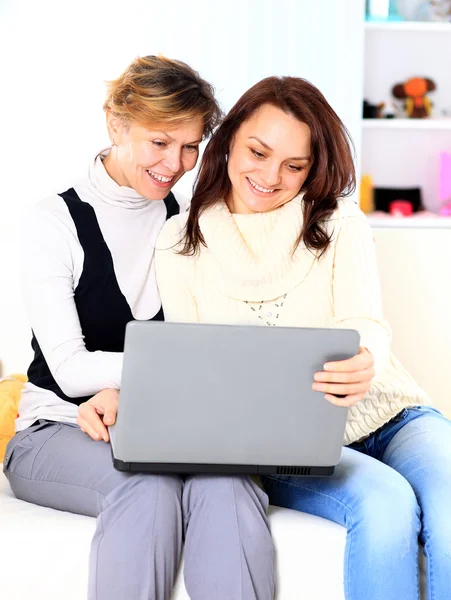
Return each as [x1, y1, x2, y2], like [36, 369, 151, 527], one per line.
[113, 456, 335, 477]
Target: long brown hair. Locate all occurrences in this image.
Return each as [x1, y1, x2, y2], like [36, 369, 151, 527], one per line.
[181, 76, 355, 256]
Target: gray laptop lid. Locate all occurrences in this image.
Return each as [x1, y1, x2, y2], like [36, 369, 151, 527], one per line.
[111, 321, 360, 474]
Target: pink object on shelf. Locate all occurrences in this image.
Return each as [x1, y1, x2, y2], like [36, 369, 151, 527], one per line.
[439, 152, 451, 203]
[389, 200, 413, 217]
[440, 201, 451, 217]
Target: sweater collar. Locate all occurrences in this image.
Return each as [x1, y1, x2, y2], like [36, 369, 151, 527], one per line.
[197, 193, 317, 301]
[87, 148, 155, 210]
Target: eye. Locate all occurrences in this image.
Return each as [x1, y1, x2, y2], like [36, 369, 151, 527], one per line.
[287, 164, 303, 172]
[250, 148, 265, 159]
[152, 140, 167, 148]
[184, 145, 199, 153]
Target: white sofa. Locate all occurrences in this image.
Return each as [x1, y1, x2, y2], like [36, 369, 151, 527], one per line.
[0, 472, 353, 600]
[1, 222, 443, 599]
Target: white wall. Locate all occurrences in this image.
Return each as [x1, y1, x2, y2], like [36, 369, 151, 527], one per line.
[373, 227, 451, 418]
[0, 0, 365, 374]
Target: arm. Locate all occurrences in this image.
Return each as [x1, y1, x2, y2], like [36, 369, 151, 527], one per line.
[312, 202, 388, 407]
[19, 207, 123, 398]
[331, 201, 391, 374]
[154, 216, 199, 323]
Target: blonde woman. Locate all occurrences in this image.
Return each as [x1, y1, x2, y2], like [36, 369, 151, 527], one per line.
[4, 57, 275, 600]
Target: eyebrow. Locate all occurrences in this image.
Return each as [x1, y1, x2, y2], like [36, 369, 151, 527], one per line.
[248, 136, 310, 161]
[156, 132, 203, 144]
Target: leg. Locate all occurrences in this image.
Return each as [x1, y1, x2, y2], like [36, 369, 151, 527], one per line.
[262, 448, 421, 600]
[381, 407, 451, 600]
[4, 421, 183, 600]
[182, 475, 275, 600]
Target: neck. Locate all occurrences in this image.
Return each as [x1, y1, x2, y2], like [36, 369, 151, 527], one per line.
[102, 148, 128, 187]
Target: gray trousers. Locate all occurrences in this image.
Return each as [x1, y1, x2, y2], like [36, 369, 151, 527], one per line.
[3, 421, 275, 600]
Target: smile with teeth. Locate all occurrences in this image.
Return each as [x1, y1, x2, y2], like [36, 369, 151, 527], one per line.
[247, 177, 276, 194]
[147, 169, 174, 183]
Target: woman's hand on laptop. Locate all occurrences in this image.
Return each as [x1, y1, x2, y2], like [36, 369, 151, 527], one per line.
[77, 388, 119, 442]
[312, 347, 375, 407]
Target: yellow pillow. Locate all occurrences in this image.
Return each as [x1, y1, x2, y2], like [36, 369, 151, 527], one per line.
[0, 374, 27, 463]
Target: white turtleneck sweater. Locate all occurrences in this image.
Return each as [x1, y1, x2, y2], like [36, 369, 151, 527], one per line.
[16, 150, 187, 432]
[155, 195, 429, 445]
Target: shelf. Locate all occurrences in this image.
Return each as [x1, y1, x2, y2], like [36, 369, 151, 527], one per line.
[367, 215, 451, 230]
[365, 21, 451, 32]
[362, 118, 451, 130]
[368, 216, 451, 228]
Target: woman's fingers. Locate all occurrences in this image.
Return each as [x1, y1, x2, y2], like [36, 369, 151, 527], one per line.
[313, 347, 375, 408]
[323, 346, 373, 373]
[313, 367, 375, 384]
[77, 403, 109, 442]
[77, 415, 103, 442]
[312, 381, 370, 396]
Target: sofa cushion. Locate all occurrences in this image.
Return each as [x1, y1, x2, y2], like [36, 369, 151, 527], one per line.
[0, 471, 426, 599]
[0, 470, 349, 599]
[0, 375, 26, 462]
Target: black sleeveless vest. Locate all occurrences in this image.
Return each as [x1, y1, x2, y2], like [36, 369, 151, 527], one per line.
[27, 187, 180, 406]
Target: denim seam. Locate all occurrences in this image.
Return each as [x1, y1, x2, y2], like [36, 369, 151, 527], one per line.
[422, 532, 434, 600]
[344, 507, 354, 600]
[382, 429, 427, 465]
[264, 475, 353, 513]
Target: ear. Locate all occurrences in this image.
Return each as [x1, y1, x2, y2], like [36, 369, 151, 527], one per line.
[392, 84, 407, 99]
[105, 110, 125, 145]
[425, 78, 436, 92]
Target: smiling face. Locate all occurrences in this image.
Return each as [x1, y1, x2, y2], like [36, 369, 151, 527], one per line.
[104, 114, 204, 200]
[225, 103, 312, 214]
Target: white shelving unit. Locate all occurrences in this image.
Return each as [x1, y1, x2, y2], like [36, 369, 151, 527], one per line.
[362, 118, 451, 130]
[361, 20, 451, 213]
[365, 20, 451, 32]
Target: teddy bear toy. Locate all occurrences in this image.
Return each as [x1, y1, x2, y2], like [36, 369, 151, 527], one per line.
[392, 77, 436, 118]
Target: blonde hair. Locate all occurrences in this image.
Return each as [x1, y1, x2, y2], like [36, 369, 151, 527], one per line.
[103, 55, 222, 137]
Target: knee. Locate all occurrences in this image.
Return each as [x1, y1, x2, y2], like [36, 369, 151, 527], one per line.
[355, 475, 420, 551]
[185, 476, 270, 532]
[102, 473, 182, 513]
[186, 475, 267, 507]
[422, 503, 451, 557]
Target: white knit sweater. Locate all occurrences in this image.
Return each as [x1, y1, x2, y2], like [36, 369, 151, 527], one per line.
[155, 195, 429, 445]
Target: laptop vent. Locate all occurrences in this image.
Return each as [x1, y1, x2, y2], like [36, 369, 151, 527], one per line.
[276, 466, 311, 476]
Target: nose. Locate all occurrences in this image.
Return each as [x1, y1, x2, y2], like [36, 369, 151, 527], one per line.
[161, 146, 182, 174]
[261, 160, 281, 187]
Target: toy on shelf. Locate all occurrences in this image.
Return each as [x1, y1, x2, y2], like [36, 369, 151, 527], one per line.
[363, 99, 385, 119]
[374, 186, 424, 213]
[439, 152, 451, 216]
[389, 200, 414, 216]
[392, 77, 436, 118]
[363, 98, 398, 119]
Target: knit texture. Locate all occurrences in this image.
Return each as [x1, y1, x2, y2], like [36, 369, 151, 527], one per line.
[155, 195, 429, 445]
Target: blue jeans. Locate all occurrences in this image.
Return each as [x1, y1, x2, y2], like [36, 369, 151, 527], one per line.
[262, 406, 451, 600]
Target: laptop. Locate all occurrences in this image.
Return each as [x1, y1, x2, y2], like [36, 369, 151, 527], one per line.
[109, 321, 360, 476]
